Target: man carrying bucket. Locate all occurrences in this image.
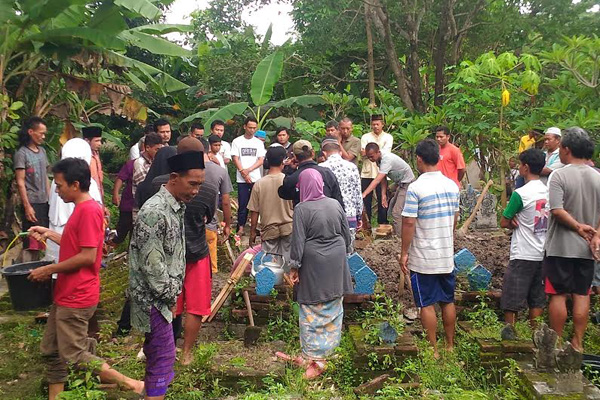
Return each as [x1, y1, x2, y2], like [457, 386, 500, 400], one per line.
[28, 157, 144, 400]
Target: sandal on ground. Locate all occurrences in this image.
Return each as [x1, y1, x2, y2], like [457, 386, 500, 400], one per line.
[304, 360, 327, 380]
[275, 351, 307, 367]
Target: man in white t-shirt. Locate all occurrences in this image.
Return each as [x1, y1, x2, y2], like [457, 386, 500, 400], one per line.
[231, 116, 266, 235]
[400, 139, 459, 359]
[207, 119, 231, 167]
[500, 148, 548, 337]
[361, 115, 393, 224]
[540, 127, 564, 185]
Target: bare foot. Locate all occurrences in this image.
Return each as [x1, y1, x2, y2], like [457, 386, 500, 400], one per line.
[131, 380, 145, 395]
[181, 352, 194, 366]
[433, 351, 440, 360]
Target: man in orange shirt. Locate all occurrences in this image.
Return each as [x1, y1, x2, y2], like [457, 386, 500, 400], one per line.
[435, 126, 465, 188]
[83, 126, 104, 197]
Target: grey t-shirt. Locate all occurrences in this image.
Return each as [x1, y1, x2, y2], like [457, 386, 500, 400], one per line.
[14, 146, 49, 204]
[545, 164, 600, 259]
[204, 161, 233, 231]
[378, 153, 415, 184]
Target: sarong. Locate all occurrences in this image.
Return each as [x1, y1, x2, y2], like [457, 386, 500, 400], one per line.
[299, 297, 344, 360]
[143, 307, 175, 397]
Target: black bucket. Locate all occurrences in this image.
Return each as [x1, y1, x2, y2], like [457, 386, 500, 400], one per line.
[2, 261, 53, 311]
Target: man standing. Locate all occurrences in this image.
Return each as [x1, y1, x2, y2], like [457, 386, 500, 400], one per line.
[132, 132, 163, 198]
[154, 119, 172, 145]
[278, 140, 345, 209]
[319, 137, 362, 244]
[363, 143, 415, 235]
[263, 127, 294, 175]
[28, 158, 144, 400]
[361, 115, 393, 225]
[150, 138, 216, 365]
[544, 127, 600, 352]
[208, 119, 231, 166]
[82, 126, 104, 197]
[231, 116, 266, 235]
[130, 124, 155, 160]
[208, 135, 226, 169]
[129, 151, 205, 399]
[400, 139, 460, 359]
[199, 137, 233, 274]
[500, 148, 548, 332]
[110, 158, 135, 245]
[14, 116, 50, 261]
[249, 146, 294, 263]
[189, 123, 204, 139]
[540, 127, 564, 185]
[519, 129, 543, 153]
[325, 120, 339, 136]
[339, 117, 361, 166]
[435, 126, 465, 188]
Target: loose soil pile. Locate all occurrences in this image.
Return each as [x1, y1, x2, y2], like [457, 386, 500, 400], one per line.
[357, 229, 511, 302]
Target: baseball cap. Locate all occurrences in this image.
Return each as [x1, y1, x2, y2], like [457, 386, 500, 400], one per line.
[292, 139, 313, 155]
[255, 130, 266, 139]
[545, 127, 561, 136]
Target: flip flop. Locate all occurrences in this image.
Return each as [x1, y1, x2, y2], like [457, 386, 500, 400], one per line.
[304, 360, 327, 380]
[275, 351, 307, 367]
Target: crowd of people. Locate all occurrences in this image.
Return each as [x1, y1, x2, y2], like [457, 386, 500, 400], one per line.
[11, 113, 600, 398]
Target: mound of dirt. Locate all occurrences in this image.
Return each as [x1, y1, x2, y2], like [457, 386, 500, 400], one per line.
[357, 229, 511, 302]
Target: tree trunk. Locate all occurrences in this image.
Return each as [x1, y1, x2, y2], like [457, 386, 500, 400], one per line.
[364, 4, 377, 108]
[370, 0, 415, 111]
[408, 40, 425, 112]
[434, 0, 455, 105]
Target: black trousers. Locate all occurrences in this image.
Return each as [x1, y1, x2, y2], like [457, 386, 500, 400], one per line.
[115, 298, 183, 340]
[113, 211, 133, 244]
[361, 178, 388, 225]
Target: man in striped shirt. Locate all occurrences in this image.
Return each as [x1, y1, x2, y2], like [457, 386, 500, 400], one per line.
[400, 139, 460, 359]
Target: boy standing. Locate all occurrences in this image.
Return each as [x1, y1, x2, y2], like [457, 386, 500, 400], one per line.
[400, 139, 460, 359]
[208, 134, 226, 169]
[248, 147, 294, 262]
[500, 149, 548, 333]
[28, 158, 143, 400]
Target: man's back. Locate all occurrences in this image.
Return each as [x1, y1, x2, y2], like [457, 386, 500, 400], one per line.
[402, 171, 459, 274]
[546, 164, 600, 259]
[278, 161, 345, 209]
[505, 179, 548, 261]
[319, 154, 361, 219]
[248, 173, 293, 240]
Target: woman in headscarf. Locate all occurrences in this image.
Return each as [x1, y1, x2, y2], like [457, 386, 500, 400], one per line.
[283, 168, 353, 379]
[47, 138, 103, 261]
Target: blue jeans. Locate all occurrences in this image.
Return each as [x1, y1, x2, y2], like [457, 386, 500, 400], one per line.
[237, 182, 253, 229]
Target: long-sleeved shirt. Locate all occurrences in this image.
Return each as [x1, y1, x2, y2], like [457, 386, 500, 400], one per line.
[90, 152, 104, 197]
[152, 175, 217, 263]
[319, 154, 362, 220]
[278, 160, 345, 209]
[290, 197, 353, 304]
[129, 186, 186, 333]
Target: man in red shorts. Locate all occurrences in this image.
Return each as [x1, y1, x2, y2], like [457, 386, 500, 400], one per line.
[28, 157, 144, 400]
[544, 127, 600, 352]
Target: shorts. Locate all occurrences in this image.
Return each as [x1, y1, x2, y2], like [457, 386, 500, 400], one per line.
[411, 271, 455, 308]
[175, 256, 212, 316]
[543, 256, 594, 296]
[22, 202, 49, 250]
[40, 304, 102, 383]
[501, 259, 545, 312]
[592, 261, 600, 287]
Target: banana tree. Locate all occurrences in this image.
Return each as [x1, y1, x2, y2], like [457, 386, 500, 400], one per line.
[182, 49, 325, 129]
